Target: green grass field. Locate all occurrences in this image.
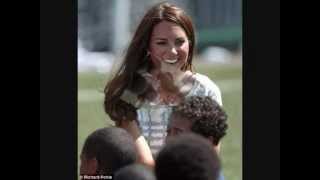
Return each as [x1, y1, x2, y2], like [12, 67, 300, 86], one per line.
[78, 62, 242, 180]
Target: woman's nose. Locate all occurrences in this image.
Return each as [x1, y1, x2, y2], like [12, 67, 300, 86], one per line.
[169, 46, 178, 55]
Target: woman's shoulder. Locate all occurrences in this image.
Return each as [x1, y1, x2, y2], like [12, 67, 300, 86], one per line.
[190, 73, 223, 105]
[193, 73, 216, 85]
[193, 73, 220, 91]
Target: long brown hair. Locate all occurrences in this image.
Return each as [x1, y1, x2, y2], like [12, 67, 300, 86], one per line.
[104, 2, 196, 121]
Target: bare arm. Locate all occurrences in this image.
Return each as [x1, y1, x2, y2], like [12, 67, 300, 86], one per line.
[117, 120, 155, 168]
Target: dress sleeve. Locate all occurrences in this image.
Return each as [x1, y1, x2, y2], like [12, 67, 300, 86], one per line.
[193, 73, 223, 106]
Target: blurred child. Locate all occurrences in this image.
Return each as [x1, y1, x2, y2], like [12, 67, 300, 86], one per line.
[156, 133, 221, 180]
[114, 164, 156, 180]
[80, 127, 137, 177]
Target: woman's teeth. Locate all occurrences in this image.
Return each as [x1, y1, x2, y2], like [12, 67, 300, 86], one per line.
[164, 59, 178, 64]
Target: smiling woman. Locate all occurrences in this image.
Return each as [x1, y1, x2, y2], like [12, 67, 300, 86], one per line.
[103, 2, 223, 166]
[149, 21, 189, 68]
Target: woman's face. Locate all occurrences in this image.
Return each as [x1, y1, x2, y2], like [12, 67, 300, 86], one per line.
[149, 21, 190, 71]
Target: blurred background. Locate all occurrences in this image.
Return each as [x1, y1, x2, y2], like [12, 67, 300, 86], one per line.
[78, 0, 242, 180]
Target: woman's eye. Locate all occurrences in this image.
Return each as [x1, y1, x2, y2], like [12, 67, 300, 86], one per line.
[176, 39, 185, 46]
[156, 41, 166, 45]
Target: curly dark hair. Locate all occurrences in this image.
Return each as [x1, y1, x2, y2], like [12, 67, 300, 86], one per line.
[171, 96, 228, 145]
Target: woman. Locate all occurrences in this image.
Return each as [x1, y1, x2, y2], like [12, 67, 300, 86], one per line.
[104, 2, 222, 166]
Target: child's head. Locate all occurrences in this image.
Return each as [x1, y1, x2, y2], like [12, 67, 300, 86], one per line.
[80, 127, 137, 176]
[156, 133, 221, 180]
[167, 96, 228, 146]
[114, 164, 156, 180]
